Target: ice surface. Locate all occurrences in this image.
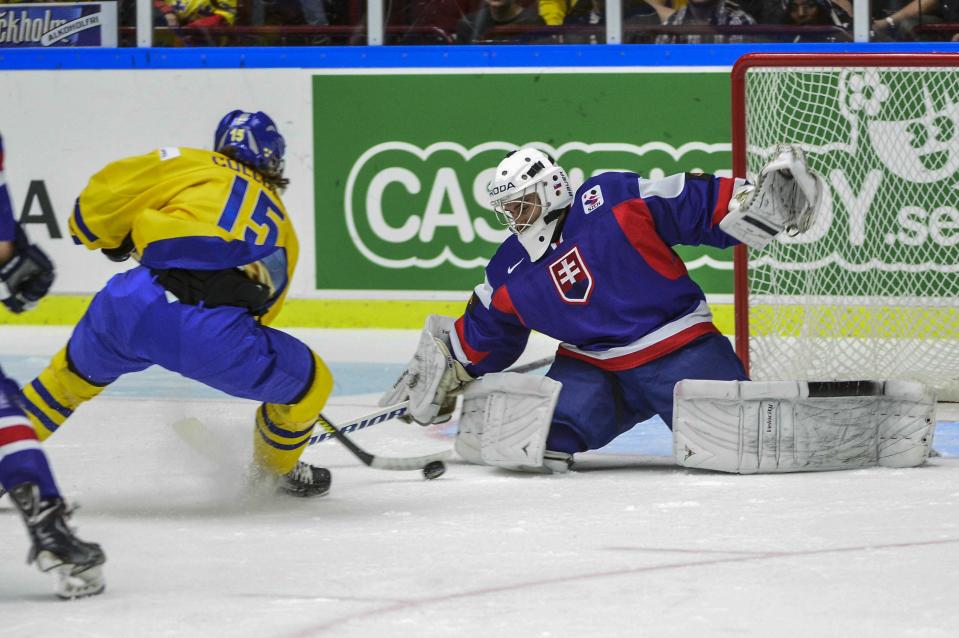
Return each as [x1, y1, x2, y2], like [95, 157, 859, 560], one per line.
[2, 327, 958, 637]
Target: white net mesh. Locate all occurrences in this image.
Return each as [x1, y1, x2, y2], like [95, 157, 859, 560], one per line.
[740, 62, 959, 401]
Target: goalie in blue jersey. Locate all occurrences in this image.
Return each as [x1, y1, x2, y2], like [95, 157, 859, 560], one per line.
[18, 111, 334, 499]
[380, 145, 943, 474]
[382, 147, 770, 471]
[0, 133, 106, 599]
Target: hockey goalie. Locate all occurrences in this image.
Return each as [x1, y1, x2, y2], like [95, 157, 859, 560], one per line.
[382, 144, 936, 474]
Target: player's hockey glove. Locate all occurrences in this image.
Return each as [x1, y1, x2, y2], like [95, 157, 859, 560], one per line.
[101, 233, 136, 262]
[0, 226, 55, 313]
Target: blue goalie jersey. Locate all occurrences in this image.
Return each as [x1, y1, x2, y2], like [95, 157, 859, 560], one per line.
[450, 171, 746, 377]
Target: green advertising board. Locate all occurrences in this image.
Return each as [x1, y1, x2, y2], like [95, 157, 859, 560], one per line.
[313, 71, 735, 298]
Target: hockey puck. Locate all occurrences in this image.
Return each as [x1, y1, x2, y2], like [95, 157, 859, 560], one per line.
[422, 460, 446, 480]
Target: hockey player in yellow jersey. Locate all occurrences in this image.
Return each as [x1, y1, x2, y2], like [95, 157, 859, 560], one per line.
[20, 110, 334, 497]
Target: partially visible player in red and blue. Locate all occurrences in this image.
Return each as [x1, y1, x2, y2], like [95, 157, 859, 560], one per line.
[0, 132, 106, 599]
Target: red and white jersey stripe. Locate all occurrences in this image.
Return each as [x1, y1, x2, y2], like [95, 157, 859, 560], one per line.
[0, 414, 41, 462]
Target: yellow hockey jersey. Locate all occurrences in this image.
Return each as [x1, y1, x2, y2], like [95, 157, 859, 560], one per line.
[70, 147, 297, 325]
[159, 0, 237, 25]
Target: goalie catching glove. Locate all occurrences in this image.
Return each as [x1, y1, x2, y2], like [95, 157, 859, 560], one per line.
[0, 226, 55, 313]
[719, 144, 824, 250]
[379, 315, 473, 425]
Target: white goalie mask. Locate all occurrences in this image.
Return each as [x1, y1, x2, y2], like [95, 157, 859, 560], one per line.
[487, 148, 574, 261]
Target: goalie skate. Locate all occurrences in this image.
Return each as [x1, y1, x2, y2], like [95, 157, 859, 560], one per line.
[9, 482, 106, 599]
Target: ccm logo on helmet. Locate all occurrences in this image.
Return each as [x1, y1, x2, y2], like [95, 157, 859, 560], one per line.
[488, 182, 516, 196]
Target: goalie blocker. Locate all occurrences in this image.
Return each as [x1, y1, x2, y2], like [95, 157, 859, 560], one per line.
[673, 379, 936, 473]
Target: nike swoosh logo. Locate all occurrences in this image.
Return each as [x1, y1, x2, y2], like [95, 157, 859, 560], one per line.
[507, 259, 524, 274]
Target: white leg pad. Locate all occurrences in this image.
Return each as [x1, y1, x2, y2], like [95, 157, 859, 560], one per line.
[455, 372, 561, 471]
[879, 380, 938, 468]
[673, 379, 936, 474]
[454, 413, 484, 466]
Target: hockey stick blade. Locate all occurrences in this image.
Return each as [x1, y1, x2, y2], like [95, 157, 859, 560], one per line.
[171, 417, 232, 467]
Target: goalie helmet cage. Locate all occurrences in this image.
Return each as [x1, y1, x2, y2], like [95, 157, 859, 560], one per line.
[731, 53, 959, 402]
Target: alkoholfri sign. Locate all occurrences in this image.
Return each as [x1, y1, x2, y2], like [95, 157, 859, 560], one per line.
[0, 2, 116, 47]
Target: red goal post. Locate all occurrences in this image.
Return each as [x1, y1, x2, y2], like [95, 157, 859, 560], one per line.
[731, 53, 959, 401]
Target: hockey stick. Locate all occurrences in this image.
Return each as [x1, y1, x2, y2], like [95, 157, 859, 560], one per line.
[307, 355, 555, 445]
[306, 355, 555, 471]
[307, 401, 409, 444]
[171, 355, 555, 474]
[171, 405, 446, 474]
[314, 410, 449, 472]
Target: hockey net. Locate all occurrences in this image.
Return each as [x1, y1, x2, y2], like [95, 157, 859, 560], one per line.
[732, 54, 959, 402]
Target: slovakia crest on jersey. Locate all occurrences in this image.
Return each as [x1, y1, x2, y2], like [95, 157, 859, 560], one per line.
[548, 245, 593, 304]
[581, 186, 604, 214]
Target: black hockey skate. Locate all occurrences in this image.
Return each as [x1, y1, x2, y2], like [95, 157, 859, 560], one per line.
[279, 461, 332, 497]
[9, 482, 106, 599]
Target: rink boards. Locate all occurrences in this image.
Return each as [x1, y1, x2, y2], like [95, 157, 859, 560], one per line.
[2, 42, 957, 328]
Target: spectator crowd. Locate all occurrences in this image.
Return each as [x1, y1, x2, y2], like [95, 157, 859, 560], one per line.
[2, 0, 958, 45]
